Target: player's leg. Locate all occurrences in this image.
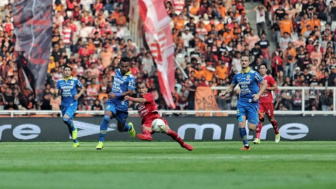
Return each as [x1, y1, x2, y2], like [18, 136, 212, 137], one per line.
[137, 125, 153, 141]
[265, 104, 280, 143]
[137, 118, 154, 141]
[245, 103, 259, 149]
[254, 105, 265, 144]
[237, 104, 250, 150]
[96, 103, 115, 150]
[115, 111, 136, 137]
[62, 104, 79, 147]
[162, 119, 193, 151]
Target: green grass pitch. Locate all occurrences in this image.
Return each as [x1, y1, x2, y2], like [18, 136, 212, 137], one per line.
[0, 141, 335, 189]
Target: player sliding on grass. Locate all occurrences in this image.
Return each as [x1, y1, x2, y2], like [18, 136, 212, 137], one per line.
[96, 57, 136, 150]
[253, 64, 280, 144]
[124, 82, 193, 151]
[219, 55, 267, 150]
[52, 65, 85, 147]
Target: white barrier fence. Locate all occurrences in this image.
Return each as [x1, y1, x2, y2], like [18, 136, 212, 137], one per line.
[0, 87, 335, 117]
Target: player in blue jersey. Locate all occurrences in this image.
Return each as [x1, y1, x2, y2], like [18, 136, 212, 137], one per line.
[219, 55, 267, 150]
[52, 65, 86, 147]
[96, 57, 136, 150]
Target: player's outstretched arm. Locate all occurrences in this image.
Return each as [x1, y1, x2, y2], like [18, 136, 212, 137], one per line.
[219, 83, 236, 98]
[75, 86, 86, 100]
[267, 82, 278, 91]
[253, 80, 267, 101]
[124, 95, 147, 103]
[109, 89, 134, 99]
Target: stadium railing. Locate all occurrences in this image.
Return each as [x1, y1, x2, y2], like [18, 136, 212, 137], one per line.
[0, 87, 335, 117]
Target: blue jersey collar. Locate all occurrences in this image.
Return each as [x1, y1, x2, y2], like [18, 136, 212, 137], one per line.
[63, 76, 73, 81]
[117, 69, 131, 76]
[241, 67, 251, 73]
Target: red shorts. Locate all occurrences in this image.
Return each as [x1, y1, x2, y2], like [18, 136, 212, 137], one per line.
[259, 103, 274, 118]
[142, 114, 168, 128]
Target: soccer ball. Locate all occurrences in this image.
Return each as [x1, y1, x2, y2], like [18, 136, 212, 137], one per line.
[151, 118, 166, 133]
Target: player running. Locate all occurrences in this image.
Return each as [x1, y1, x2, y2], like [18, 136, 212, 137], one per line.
[52, 65, 86, 147]
[253, 64, 280, 144]
[124, 82, 193, 151]
[96, 57, 136, 150]
[219, 55, 267, 150]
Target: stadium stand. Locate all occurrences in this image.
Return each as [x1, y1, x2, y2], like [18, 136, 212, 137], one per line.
[0, 0, 335, 113]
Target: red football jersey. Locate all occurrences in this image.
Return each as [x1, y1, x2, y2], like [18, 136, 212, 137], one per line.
[138, 93, 158, 119]
[259, 75, 276, 103]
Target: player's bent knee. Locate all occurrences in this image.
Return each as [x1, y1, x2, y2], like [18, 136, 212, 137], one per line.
[62, 117, 70, 123]
[103, 115, 110, 122]
[237, 116, 244, 123]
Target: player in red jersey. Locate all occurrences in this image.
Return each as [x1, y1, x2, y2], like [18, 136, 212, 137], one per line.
[124, 82, 193, 151]
[253, 64, 280, 144]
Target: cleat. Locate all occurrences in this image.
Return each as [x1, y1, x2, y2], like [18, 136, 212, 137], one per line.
[96, 142, 104, 150]
[253, 138, 261, 144]
[73, 142, 80, 148]
[241, 146, 250, 151]
[72, 128, 78, 140]
[137, 133, 153, 141]
[259, 111, 264, 122]
[128, 122, 136, 138]
[182, 143, 194, 151]
[275, 134, 281, 143]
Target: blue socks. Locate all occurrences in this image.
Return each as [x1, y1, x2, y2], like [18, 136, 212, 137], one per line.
[63, 117, 78, 143]
[239, 127, 249, 146]
[99, 115, 110, 142]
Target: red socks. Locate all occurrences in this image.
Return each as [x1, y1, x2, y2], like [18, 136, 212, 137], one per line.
[167, 129, 184, 146]
[271, 119, 279, 134]
[256, 122, 262, 139]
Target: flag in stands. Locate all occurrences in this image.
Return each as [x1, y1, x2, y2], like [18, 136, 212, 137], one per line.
[13, 0, 52, 106]
[139, 0, 176, 109]
[172, 0, 185, 15]
[195, 87, 226, 117]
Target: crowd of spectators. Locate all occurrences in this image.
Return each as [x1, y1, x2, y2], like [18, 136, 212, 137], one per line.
[0, 0, 335, 112]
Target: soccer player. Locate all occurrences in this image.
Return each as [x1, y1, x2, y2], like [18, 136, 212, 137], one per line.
[96, 57, 136, 150]
[124, 82, 193, 151]
[219, 55, 267, 150]
[253, 64, 280, 144]
[52, 65, 85, 147]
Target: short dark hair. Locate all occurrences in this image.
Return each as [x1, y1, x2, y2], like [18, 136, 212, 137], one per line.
[63, 65, 72, 70]
[136, 81, 147, 90]
[241, 55, 250, 61]
[259, 63, 268, 70]
[120, 57, 131, 63]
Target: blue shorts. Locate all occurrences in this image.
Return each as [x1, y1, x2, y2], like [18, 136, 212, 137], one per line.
[60, 102, 77, 119]
[237, 102, 259, 125]
[105, 102, 128, 124]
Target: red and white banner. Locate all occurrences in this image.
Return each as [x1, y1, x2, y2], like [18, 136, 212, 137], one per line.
[139, 0, 176, 109]
[172, 0, 185, 15]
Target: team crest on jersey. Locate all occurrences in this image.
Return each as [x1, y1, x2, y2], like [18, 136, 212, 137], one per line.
[123, 76, 127, 79]
[71, 81, 74, 85]
[106, 105, 110, 109]
[247, 75, 250, 79]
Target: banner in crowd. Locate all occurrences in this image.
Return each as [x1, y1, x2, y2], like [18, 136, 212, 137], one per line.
[195, 87, 226, 116]
[172, 0, 185, 15]
[139, 0, 176, 109]
[13, 0, 53, 104]
[0, 116, 335, 141]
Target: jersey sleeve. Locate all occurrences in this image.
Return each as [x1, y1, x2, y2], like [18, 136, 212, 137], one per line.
[144, 93, 154, 103]
[231, 74, 238, 85]
[269, 76, 276, 86]
[255, 72, 264, 83]
[56, 81, 60, 89]
[128, 76, 135, 91]
[76, 79, 83, 88]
